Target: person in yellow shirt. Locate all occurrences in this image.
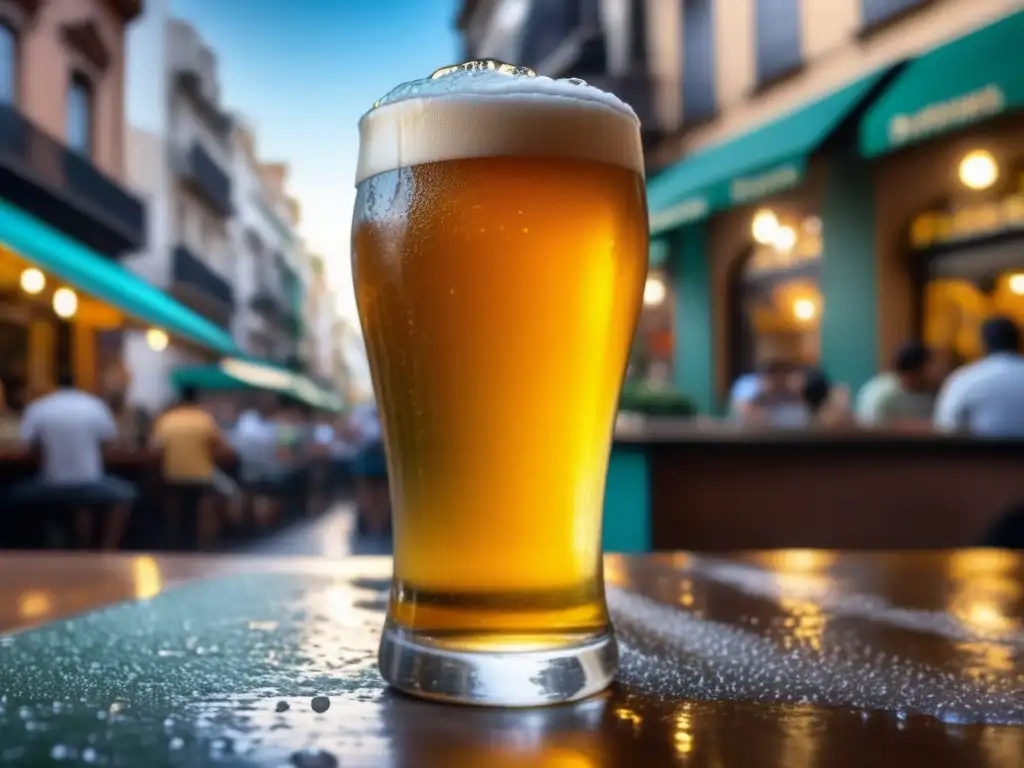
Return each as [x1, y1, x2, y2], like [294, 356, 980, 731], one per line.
[151, 385, 233, 549]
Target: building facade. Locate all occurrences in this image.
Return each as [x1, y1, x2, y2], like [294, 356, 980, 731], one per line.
[300, 251, 336, 382]
[229, 125, 304, 368]
[123, 15, 237, 410]
[458, 0, 1024, 412]
[0, 0, 149, 406]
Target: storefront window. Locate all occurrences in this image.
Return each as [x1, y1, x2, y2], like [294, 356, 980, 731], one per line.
[918, 165, 1024, 365]
[630, 270, 674, 386]
[924, 261, 1024, 364]
[735, 213, 822, 373]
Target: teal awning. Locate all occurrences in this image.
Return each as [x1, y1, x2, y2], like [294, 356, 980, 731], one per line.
[647, 67, 895, 236]
[0, 200, 238, 355]
[860, 11, 1024, 157]
[173, 359, 343, 411]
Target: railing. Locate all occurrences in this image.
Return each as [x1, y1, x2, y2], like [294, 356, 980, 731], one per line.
[172, 244, 234, 308]
[175, 72, 233, 141]
[0, 103, 145, 254]
[178, 142, 233, 217]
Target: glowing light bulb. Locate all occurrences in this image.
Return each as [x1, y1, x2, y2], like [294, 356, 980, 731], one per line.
[1009, 274, 1024, 296]
[751, 209, 779, 245]
[146, 328, 169, 351]
[793, 298, 816, 322]
[958, 149, 998, 191]
[19, 268, 45, 294]
[773, 225, 797, 252]
[52, 288, 78, 319]
[644, 276, 666, 307]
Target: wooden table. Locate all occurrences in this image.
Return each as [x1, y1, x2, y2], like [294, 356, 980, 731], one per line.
[0, 552, 1021, 766]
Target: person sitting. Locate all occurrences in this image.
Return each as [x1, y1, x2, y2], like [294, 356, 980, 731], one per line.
[9, 371, 136, 549]
[801, 369, 853, 428]
[740, 360, 809, 428]
[855, 342, 936, 430]
[934, 316, 1024, 437]
[151, 385, 233, 550]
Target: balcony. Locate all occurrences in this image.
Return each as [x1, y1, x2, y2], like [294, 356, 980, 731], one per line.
[171, 244, 234, 326]
[174, 72, 233, 141]
[250, 281, 300, 337]
[176, 141, 233, 218]
[0, 103, 145, 257]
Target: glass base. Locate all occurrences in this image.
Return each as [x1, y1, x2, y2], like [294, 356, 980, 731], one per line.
[378, 621, 618, 707]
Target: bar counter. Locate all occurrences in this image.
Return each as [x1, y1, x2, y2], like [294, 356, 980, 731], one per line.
[604, 419, 1024, 553]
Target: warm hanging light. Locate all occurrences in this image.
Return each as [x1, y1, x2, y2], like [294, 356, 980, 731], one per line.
[793, 297, 816, 322]
[146, 328, 169, 351]
[1008, 274, 1024, 296]
[52, 287, 78, 318]
[751, 209, 780, 245]
[19, 268, 45, 294]
[958, 149, 998, 191]
[773, 225, 797, 253]
[644, 276, 666, 307]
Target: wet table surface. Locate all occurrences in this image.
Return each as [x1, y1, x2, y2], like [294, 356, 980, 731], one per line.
[0, 551, 1021, 767]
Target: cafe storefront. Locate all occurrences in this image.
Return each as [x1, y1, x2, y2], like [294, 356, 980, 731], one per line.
[0, 199, 239, 411]
[646, 67, 895, 411]
[860, 10, 1024, 375]
[643, 10, 1024, 414]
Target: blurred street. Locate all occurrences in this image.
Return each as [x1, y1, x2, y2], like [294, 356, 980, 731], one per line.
[242, 502, 392, 558]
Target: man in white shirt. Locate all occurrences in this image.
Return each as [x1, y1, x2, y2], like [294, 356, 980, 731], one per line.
[934, 316, 1024, 437]
[11, 372, 136, 548]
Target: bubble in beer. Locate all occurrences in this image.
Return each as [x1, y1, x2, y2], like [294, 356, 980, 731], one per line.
[367, 59, 636, 119]
[430, 60, 535, 79]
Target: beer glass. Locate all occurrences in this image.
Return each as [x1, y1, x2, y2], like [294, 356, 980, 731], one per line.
[352, 61, 648, 706]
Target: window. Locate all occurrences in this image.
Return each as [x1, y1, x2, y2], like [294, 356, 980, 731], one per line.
[519, 0, 582, 67]
[66, 72, 94, 156]
[922, 242, 1024, 365]
[733, 213, 823, 376]
[754, 0, 803, 86]
[682, 0, 716, 123]
[861, 0, 928, 29]
[0, 23, 15, 104]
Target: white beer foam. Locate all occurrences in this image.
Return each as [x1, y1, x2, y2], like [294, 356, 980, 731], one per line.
[356, 62, 644, 185]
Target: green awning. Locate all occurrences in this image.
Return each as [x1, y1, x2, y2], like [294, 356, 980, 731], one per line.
[860, 11, 1024, 157]
[173, 359, 297, 394]
[0, 199, 238, 355]
[647, 67, 895, 236]
[173, 359, 343, 412]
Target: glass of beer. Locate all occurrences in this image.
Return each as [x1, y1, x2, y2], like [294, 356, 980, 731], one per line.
[352, 61, 648, 706]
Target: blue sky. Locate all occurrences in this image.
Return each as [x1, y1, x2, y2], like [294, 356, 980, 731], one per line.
[132, 0, 461, 323]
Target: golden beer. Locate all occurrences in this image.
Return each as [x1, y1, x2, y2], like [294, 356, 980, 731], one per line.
[354, 62, 647, 705]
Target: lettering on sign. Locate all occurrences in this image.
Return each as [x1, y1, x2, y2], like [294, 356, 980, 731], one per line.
[910, 187, 1024, 250]
[731, 166, 801, 204]
[650, 197, 710, 231]
[888, 85, 1006, 147]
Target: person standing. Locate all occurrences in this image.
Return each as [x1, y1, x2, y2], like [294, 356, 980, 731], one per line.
[151, 385, 233, 549]
[12, 371, 135, 549]
[934, 316, 1024, 437]
[855, 342, 936, 429]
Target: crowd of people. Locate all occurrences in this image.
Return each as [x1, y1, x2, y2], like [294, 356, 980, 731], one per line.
[730, 315, 1024, 437]
[1, 374, 387, 551]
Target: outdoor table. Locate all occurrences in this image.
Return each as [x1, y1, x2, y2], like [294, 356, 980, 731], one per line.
[0, 551, 1021, 766]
